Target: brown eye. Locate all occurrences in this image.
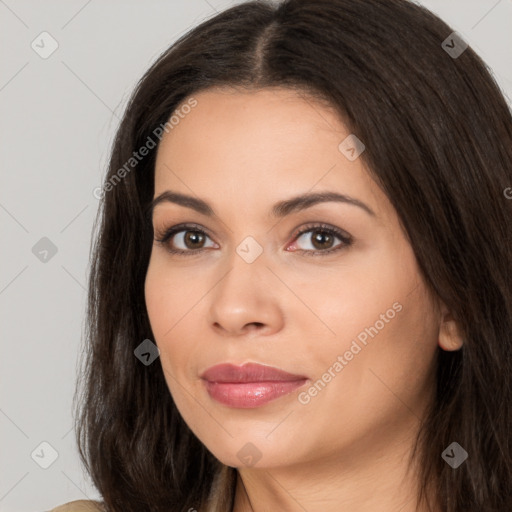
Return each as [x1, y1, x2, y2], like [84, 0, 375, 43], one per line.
[154, 224, 217, 255]
[182, 230, 207, 249]
[289, 224, 353, 256]
[155, 222, 352, 257]
[310, 230, 336, 250]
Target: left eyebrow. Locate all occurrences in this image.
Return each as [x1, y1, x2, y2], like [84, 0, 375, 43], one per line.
[146, 190, 376, 219]
[271, 191, 376, 217]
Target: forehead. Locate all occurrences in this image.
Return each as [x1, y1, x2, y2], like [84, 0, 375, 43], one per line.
[157, 88, 345, 173]
[156, 86, 346, 161]
[152, 87, 387, 221]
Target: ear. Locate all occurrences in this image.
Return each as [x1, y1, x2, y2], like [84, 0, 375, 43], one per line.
[438, 307, 464, 351]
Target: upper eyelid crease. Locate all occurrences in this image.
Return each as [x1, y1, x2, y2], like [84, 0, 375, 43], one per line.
[146, 190, 376, 220]
[154, 222, 352, 256]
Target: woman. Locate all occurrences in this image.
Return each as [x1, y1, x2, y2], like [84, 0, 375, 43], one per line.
[51, 0, 512, 510]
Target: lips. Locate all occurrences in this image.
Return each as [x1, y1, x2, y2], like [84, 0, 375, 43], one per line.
[200, 362, 309, 408]
[200, 362, 307, 383]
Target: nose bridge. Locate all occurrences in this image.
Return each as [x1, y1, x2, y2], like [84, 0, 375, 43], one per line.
[234, 234, 266, 266]
[220, 233, 270, 293]
[207, 233, 284, 334]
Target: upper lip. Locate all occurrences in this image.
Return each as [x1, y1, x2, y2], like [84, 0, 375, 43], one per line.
[200, 363, 307, 383]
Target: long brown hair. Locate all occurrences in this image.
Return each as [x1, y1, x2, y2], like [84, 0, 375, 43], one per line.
[75, 1, 512, 511]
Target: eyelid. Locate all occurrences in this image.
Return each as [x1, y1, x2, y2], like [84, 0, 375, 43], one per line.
[153, 222, 217, 249]
[287, 222, 353, 255]
[153, 221, 353, 256]
[291, 222, 352, 242]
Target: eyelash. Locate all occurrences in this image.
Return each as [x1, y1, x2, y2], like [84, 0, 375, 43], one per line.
[153, 222, 353, 257]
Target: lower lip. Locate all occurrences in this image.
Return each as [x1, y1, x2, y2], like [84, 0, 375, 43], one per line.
[203, 379, 308, 408]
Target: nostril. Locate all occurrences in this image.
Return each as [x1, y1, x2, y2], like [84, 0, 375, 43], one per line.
[247, 322, 265, 330]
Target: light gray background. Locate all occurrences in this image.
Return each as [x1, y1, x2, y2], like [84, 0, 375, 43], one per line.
[1, 1, 511, 510]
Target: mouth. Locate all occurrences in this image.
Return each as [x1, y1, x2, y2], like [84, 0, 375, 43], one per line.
[200, 362, 309, 408]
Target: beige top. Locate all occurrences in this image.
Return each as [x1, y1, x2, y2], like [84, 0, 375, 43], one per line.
[48, 500, 104, 512]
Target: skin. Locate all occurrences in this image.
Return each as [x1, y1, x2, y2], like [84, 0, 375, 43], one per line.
[144, 86, 463, 512]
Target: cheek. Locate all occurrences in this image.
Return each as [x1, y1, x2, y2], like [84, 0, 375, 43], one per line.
[346, 304, 437, 425]
[144, 264, 201, 419]
[144, 261, 188, 369]
[144, 258, 206, 380]
[144, 262, 169, 338]
[302, 238, 438, 402]
[144, 256, 200, 338]
[292, 242, 410, 356]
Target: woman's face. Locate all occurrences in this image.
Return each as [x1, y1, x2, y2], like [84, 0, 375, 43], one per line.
[145, 87, 442, 469]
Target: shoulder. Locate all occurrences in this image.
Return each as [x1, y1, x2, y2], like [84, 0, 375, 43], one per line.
[48, 500, 104, 512]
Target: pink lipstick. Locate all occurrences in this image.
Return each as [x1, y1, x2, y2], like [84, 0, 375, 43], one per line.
[200, 362, 308, 408]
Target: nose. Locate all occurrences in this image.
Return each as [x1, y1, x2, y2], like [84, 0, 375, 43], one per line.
[207, 252, 285, 338]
